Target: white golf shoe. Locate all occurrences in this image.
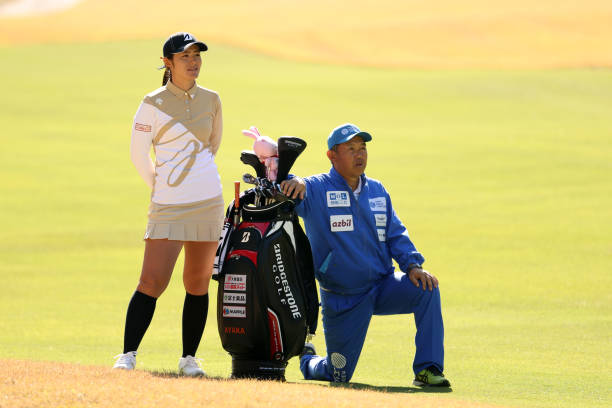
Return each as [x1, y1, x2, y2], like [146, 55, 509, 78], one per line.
[113, 351, 137, 370]
[178, 355, 206, 377]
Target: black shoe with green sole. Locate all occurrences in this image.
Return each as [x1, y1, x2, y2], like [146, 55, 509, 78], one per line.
[413, 366, 451, 387]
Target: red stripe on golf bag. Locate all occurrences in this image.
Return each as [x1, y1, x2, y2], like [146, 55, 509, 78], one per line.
[267, 308, 284, 361]
[226, 249, 258, 266]
[238, 222, 269, 237]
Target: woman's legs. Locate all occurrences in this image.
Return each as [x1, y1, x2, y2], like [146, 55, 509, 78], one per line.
[181, 241, 217, 358]
[122, 239, 183, 353]
[118, 238, 216, 373]
[182, 241, 217, 295]
[137, 239, 184, 297]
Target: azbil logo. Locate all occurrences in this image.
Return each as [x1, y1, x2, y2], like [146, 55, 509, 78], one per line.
[330, 214, 354, 232]
[332, 219, 351, 228]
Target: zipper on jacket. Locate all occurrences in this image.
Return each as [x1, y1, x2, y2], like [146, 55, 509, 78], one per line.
[350, 180, 370, 283]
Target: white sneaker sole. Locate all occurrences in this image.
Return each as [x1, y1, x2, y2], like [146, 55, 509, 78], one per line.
[180, 370, 206, 377]
[113, 365, 135, 370]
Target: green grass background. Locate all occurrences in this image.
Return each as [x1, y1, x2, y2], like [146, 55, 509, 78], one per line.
[0, 39, 611, 408]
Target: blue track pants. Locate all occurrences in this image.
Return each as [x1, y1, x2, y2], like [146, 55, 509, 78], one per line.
[300, 271, 444, 382]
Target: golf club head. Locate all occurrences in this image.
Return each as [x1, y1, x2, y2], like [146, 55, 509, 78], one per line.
[242, 173, 258, 185]
[276, 137, 307, 182]
[240, 150, 267, 178]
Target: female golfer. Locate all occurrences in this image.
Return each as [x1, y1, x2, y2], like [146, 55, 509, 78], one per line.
[113, 32, 224, 376]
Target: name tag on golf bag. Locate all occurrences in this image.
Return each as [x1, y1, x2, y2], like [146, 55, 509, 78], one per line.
[214, 196, 318, 380]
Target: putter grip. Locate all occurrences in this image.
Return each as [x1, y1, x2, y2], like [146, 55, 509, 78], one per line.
[234, 181, 240, 207]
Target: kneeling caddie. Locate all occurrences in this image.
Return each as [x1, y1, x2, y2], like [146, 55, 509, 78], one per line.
[280, 123, 450, 386]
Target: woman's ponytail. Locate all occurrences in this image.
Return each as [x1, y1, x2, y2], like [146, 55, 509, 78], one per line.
[162, 68, 171, 86]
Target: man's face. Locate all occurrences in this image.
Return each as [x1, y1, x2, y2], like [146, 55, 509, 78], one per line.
[328, 136, 368, 180]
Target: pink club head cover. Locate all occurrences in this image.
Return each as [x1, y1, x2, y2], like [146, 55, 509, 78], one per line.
[242, 126, 278, 159]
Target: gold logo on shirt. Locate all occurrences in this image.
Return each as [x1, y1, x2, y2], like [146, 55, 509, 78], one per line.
[153, 114, 211, 187]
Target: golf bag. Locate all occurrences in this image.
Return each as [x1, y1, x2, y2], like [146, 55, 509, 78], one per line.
[213, 190, 319, 380]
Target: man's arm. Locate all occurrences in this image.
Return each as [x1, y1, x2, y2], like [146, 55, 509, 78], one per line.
[280, 176, 306, 200]
[281, 176, 312, 219]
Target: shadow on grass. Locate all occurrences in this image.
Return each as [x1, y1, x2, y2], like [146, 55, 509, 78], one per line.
[330, 382, 453, 394]
[146, 370, 226, 381]
[146, 371, 452, 393]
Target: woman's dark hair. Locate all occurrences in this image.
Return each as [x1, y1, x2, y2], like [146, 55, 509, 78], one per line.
[162, 67, 172, 86]
[162, 55, 173, 86]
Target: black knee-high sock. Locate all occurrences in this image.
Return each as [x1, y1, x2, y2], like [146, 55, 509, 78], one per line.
[182, 292, 209, 358]
[123, 291, 157, 353]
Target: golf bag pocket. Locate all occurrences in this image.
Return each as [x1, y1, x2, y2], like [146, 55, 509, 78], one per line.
[218, 222, 269, 356]
[219, 253, 259, 355]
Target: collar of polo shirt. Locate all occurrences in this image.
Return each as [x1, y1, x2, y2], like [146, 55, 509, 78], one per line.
[165, 80, 198, 99]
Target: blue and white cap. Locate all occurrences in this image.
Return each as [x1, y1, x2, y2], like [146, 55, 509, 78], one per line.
[327, 123, 372, 150]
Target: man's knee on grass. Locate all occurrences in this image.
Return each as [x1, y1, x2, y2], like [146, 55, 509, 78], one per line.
[329, 352, 355, 383]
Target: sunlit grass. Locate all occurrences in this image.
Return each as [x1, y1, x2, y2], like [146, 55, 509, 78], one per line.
[0, 40, 610, 408]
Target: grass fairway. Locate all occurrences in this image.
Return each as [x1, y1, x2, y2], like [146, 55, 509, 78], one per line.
[2, 360, 499, 408]
[0, 38, 611, 408]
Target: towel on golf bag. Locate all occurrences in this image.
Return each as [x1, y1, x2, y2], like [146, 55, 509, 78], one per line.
[213, 191, 318, 379]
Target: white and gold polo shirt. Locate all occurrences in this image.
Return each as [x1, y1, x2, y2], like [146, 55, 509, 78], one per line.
[131, 81, 223, 204]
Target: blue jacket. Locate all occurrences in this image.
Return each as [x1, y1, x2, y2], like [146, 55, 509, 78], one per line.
[296, 167, 425, 295]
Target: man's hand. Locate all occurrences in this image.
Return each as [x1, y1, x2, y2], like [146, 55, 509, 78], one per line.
[408, 267, 439, 291]
[280, 177, 306, 199]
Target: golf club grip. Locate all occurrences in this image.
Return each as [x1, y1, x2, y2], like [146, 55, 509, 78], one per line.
[276, 137, 307, 182]
[234, 181, 240, 208]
